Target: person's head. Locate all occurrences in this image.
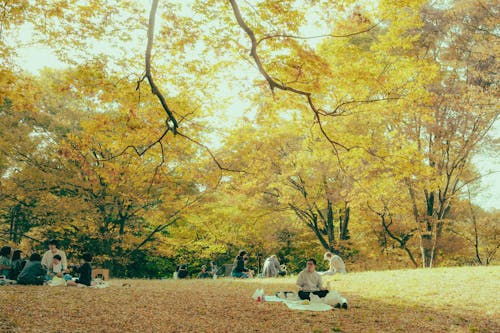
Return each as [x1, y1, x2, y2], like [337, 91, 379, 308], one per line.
[0, 246, 11, 258]
[238, 250, 247, 258]
[12, 250, 22, 261]
[324, 251, 333, 261]
[82, 252, 92, 263]
[53, 254, 62, 264]
[48, 239, 59, 252]
[201, 265, 206, 272]
[306, 258, 317, 272]
[30, 253, 41, 262]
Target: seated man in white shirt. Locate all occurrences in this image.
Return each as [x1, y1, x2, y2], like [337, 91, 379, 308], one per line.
[296, 258, 329, 300]
[41, 239, 67, 278]
[296, 258, 348, 309]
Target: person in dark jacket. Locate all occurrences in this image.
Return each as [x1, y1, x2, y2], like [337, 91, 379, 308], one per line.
[176, 264, 188, 279]
[197, 265, 211, 279]
[8, 250, 25, 280]
[67, 253, 93, 287]
[17, 253, 46, 285]
[0, 246, 12, 278]
[231, 250, 253, 278]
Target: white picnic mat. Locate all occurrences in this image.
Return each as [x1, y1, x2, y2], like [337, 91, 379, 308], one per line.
[263, 295, 333, 311]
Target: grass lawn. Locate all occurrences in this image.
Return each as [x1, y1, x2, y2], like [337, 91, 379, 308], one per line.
[0, 266, 498, 332]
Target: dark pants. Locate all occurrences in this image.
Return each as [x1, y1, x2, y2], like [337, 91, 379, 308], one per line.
[298, 290, 329, 300]
[17, 277, 44, 285]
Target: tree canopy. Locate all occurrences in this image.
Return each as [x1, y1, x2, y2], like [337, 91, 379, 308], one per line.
[0, 0, 498, 276]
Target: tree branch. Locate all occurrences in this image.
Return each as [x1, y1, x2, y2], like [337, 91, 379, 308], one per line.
[139, 0, 178, 133]
[256, 23, 380, 45]
[229, 0, 382, 153]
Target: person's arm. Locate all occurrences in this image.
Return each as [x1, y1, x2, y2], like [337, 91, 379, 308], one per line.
[61, 262, 69, 274]
[36, 263, 47, 277]
[318, 274, 326, 290]
[61, 252, 68, 269]
[73, 265, 81, 274]
[0, 259, 11, 270]
[296, 272, 304, 290]
[41, 251, 49, 268]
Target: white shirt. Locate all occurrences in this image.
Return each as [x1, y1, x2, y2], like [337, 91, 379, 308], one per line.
[296, 269, 322, 292]
[41, 249, 67, 271]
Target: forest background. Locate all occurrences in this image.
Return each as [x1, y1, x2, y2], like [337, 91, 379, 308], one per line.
[0, 0, 498, 277]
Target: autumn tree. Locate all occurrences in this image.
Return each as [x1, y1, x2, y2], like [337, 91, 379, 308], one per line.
[401, 0, 499, 267]
[0, 0, 498, 275]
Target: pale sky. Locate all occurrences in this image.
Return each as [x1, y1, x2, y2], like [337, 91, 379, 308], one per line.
[10, 0, 499, 211]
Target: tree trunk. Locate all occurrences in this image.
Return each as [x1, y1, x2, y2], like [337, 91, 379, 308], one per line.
[326, 199, 335, 247]
[339, 205, 350, 240]
[419, 232, 434, 268]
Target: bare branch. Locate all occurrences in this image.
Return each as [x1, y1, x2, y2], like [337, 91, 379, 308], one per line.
[176, 131, 248, 173]
[98, 127, 171, 162]
[229, 0, 385, 154]
[140, 0, 178, 133]
[256, 23, 380, 45]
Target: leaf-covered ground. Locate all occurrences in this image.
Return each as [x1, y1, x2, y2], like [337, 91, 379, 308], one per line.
[0, 266, 498, 332]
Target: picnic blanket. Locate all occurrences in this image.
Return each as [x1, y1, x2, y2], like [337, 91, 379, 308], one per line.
[253, 288, 347, 312]
[264, 295, 333, 311]
[48, 277, 111, 288]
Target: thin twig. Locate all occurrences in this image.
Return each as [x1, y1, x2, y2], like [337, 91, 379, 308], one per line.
[256, 23, 380, 45]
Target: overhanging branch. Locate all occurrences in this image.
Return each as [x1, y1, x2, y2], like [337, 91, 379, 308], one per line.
[139, 0, 178, 134]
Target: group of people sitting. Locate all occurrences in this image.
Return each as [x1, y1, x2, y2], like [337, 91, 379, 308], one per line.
[231, 250, 286, 278]
[174, 261, 218, 279]
[231, 250, 347, 307]
[230, 250, 346, 279]
[0, 239, 93, 287]
[174, 251, 287, 279]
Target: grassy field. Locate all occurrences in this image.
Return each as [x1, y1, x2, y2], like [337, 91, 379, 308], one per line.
[0, 266, 498, 332]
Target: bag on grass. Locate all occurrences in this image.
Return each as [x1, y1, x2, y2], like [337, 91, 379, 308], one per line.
[252, 288, 265, 301]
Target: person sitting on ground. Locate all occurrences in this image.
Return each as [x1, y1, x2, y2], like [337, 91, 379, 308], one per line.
[296, 258, 329, 300]
[197, 265, 211, 279]
[209, 261, 218, 277]
[176, 264, 188, 279]
[262, 255, 283, 277]
[231, 250, 253, 278]
[66, 253, 93, 287]
[48, 254, 69, 280]
[41, 239, 67, 275]
[322, 251, 347, 275]
[0, 246, 12, 278]
[17, 253, 46, 285]
[8, 250, 25, 281]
